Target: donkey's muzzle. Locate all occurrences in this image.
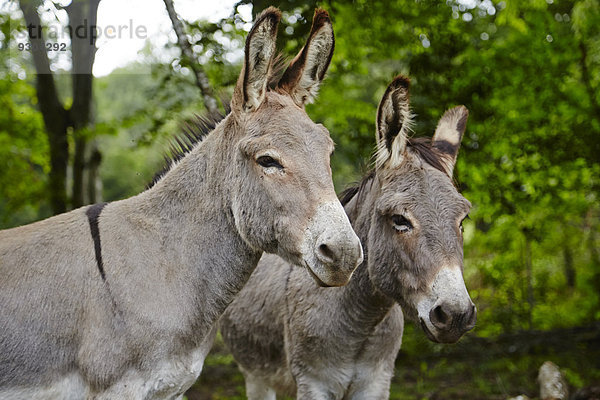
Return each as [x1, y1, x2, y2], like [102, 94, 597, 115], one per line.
[301, 201, 363, 287]
[315, 231, 363, 270]
[417, 265, 476, 343]
[312, 230, 363, 286]
[427, 301, 477, 343]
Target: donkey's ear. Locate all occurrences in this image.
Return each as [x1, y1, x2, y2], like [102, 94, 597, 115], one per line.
[432, 106, 468, 174]
[375, 75, 412, 170]
[277, 9, 334, 106]
[232, 7, 281, 112]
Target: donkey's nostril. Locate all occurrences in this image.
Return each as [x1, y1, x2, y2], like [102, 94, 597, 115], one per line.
[317, 243, 337, 264]
[429, 304, 451, 330]
[434, 306, 448, 324]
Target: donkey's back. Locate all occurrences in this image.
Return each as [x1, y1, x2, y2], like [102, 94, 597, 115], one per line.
[0, 208, 98, 390]
[0, 199, 216, 399]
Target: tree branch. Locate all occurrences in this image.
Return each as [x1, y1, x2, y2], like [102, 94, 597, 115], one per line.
[162, 0, 219, 114]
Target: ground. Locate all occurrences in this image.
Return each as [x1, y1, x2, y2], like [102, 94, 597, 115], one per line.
[185, 323, 600, 400]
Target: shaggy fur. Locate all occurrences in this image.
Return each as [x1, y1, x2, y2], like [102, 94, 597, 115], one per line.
[220, 76, 476, 399]
[0, 8, 362, 400]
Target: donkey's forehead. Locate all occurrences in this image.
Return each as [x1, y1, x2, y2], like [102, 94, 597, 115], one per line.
[379, 158, 469, 213]
[249, 91, 334, 148]
[382, 151, 447, 188]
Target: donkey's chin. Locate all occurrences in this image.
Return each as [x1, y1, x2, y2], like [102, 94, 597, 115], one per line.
[303, 260, 354, 288]
[419, 318, 468, 344]
[279, 251, 353, 287]
[304, 263, 333, 287]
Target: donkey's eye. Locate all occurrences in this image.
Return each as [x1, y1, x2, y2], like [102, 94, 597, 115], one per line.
[392, 215, 413, 233]
[256, 156, 283, 169]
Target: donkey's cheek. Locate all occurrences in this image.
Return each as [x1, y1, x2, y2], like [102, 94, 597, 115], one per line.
[272, 216, 305, 263]
[230, 194, 277, 252]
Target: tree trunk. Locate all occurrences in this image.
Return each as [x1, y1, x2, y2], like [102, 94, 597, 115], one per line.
[66, 0, 100, 207]
[72, 136, 87, 208]
[522, 230, 534, 330]
[87, 140, 102, 204]
[20, 0, 70, 214]
[562, 245, 576, 288]
[587, 210, 600, 292]
[19, 0, 100, 213]
[162, 0, 218, 114]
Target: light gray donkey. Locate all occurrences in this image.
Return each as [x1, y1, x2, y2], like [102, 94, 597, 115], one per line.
[0, 8, 363, 400]
[220, 76, 477, 399]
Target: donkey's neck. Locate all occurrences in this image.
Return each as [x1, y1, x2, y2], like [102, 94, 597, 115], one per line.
[339, 179, 396, 329]
[118, 119, 262, 340]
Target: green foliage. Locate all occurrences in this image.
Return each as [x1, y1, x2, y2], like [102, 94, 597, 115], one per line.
[1, 0, 599, 366]
[93, 61, 214, 201]
[304, 0, 600, 333]
[0, 48, 51, 228]
[2, 0, 599, 396]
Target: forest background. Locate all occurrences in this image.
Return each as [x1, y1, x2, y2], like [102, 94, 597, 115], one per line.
[1, 0, 599, 398]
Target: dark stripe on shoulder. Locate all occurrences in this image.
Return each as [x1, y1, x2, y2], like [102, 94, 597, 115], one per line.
[86, 202, 108, 281]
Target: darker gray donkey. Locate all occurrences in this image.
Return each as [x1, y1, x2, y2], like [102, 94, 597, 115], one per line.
[220, 76, 476, 399]
[0, 8, 363, 400]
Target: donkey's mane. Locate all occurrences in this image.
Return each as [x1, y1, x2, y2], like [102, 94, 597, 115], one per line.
[147, 55, 289, 189]
[147, 107, 229, 189]
[340, 137, 451, 206]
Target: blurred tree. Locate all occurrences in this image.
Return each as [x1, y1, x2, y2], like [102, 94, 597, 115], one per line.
[18, 0, 100, 213]
[0, 55, 50, 228]
[162, 0, 218, 114]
